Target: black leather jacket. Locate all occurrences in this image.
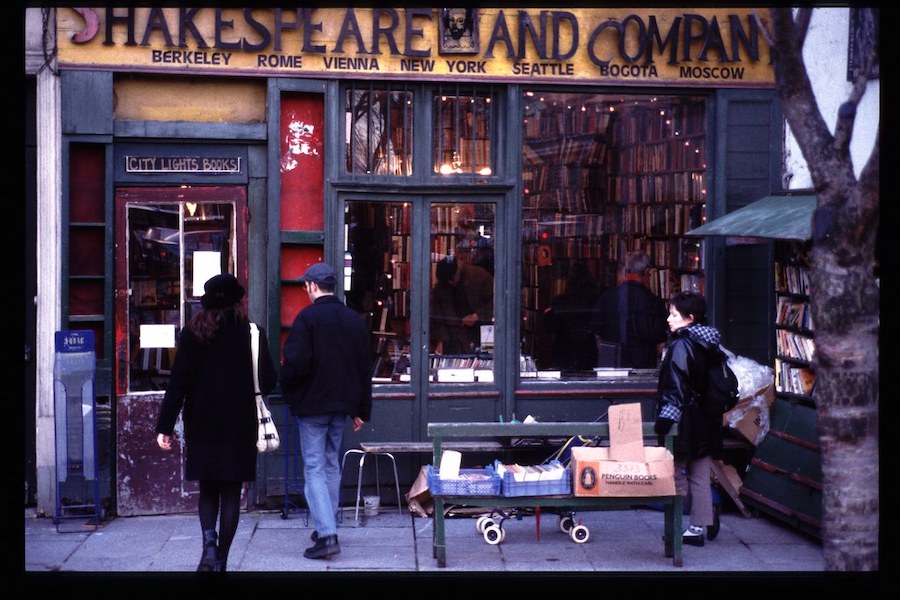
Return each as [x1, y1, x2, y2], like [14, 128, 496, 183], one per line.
[657, 326, 724, 460]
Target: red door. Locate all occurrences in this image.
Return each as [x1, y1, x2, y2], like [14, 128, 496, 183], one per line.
[113, 186, 248, 515]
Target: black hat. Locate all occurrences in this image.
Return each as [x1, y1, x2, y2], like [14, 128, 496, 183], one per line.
[299, 262, 337, 285]
[200, 273, 245, 309]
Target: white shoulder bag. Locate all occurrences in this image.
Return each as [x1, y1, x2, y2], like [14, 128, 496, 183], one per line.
[250, 322, 280, 453]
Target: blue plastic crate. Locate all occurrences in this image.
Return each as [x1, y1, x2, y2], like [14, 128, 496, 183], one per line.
[496, 460, 572, 497]
[426, 465, 501, 496]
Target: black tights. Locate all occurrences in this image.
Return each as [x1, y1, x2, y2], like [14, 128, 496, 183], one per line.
[198, 480, 243, 559]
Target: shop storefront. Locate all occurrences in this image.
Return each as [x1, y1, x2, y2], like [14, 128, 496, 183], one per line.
[30, 7, 785, 516]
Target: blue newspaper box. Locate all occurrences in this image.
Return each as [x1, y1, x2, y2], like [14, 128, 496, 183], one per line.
[53, 330, 100, 530]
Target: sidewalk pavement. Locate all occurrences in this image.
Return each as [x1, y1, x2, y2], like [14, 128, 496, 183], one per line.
[24, 501, 837, 584]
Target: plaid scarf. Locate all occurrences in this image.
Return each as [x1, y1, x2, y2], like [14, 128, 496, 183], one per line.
[684, 324, 721, 346]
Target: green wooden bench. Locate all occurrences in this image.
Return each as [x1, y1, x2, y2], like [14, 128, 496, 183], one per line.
[427, 421, 683, 567]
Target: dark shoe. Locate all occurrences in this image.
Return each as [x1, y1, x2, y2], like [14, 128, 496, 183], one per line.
[303, 534, 340, 559]
[682, 525, 705, 547]
[707, 504, 721, 541]
[310, 530, 318, 543]
[197, 529, 218, 572]
[214, 559, 227, 572]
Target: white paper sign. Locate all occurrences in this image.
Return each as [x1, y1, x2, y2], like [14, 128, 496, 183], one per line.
[139, 324, 176, 348]
[192, 251, 222, 297]
[439, 450, 462, 480]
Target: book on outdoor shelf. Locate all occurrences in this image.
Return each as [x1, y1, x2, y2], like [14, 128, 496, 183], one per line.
[495, 461, 566, 482]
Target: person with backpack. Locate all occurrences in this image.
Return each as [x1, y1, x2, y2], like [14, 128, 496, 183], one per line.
[654, 291, 733, 547]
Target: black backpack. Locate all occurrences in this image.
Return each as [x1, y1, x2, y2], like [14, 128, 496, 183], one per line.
[700, 343, 740, 417]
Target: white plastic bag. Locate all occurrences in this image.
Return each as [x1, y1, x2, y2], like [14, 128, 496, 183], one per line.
[722, 348, 774, 399]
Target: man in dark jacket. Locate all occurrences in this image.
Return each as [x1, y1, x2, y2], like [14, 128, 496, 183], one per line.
[590, 250, 668, 368]
[280, 262, 373, 559]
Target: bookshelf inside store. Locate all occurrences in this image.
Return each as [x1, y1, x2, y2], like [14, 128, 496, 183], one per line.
[520, 93, 707, 373]
[433, 89, 494, 176]
[344, 201, 412, 382]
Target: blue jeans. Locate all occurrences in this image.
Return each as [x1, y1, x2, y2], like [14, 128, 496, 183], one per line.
[299, 412, 347, 538]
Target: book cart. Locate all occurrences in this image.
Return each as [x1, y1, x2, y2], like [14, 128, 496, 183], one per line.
[427, 421, 683, 567]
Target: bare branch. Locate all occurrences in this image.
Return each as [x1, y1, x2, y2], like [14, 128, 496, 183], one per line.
[795, 8, 812, 47]
[752, 8, 775, 47]
[768, 7, 837, 187]
[834, 50, 876, 152]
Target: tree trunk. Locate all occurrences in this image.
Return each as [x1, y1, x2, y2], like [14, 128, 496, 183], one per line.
[766, 8, 879, 570]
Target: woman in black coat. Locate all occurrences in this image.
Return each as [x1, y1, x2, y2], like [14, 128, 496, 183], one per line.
[654, 291, 723, 548]
[155, 273, 277, 572]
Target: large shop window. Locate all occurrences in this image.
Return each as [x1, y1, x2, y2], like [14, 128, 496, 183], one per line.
[343, 200, 495, 385]
[521, 92, 707, 377]
[126, 202, 236, 392]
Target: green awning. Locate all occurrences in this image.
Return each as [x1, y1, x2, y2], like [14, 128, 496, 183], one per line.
[686, 195, 816, 241]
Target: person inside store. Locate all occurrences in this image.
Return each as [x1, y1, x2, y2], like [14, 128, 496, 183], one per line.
[430, 256, 476, 354]
[280, 262, 373, 560]
[654, 291, 724, 547]
[590, 249, 668, 368]
[470, 236, 495, 276]
[436, 248, 494, 354]
[543, 260, 600, 371]
[155, 273, 278, 572]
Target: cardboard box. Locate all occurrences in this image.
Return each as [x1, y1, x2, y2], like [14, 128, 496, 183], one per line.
[608, 402, 645, 462]
[572, 404, 675, 497]
[723, 384, 775, 445]
[571, 446, 675, 497]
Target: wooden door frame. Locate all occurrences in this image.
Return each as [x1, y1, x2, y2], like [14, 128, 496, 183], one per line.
[112, 185, 248, 515]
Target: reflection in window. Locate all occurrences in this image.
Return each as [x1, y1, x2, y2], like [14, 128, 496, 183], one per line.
[345, 84, 413, 176]
[344, 201, 413, 383]
[521, 92, 707, 377]
[127, 202, 235, 392]
[433, 85, 495, 176]
[430, 203, 495, 383]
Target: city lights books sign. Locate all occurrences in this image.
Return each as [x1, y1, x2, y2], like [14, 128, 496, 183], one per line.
[57, 7, 775, 88]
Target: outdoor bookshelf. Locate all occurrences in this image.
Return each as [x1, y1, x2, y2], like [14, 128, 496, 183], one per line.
[740, 241, 822, 539]
[773, 243, 816, 401]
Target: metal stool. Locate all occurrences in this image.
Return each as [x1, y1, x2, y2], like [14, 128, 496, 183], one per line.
[340, 447, 404, 520]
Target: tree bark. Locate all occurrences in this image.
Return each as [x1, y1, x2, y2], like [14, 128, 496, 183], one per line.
[766, 8, 879, 571]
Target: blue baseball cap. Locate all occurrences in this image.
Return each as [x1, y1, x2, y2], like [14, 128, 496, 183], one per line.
[300, 262, 337, 285]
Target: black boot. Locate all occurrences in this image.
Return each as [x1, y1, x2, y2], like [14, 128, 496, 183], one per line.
[303, 534, 340, 559]
[214, 558, 227, 573]
[197, 529, 218, 572]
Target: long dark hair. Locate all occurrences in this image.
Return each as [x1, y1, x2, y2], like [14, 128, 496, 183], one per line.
[188, 303, 249, 344]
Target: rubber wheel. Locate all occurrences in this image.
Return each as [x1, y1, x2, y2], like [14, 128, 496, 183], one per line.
[476, 515, 492, 534]
[558, 515, 574, 533]
[707, 503, 721, 540]
[569, 524, 590, 543]
[483, 524, 503, 545]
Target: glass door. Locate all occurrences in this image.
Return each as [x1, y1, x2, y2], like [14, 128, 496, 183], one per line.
[342, 197, 496, 388]
[114, 187, 248, 394]
[428, 202, 495, 383]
